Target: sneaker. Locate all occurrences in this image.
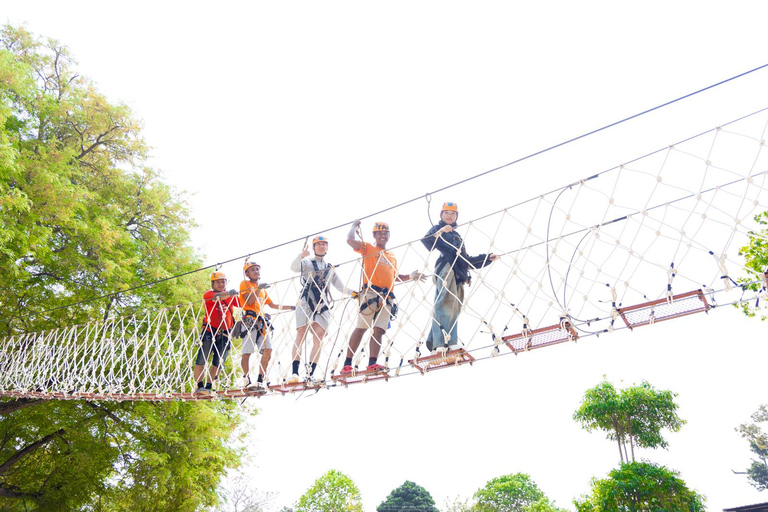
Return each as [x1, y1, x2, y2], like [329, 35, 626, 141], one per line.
[366, 363, 386, 372]
[288, 373, 300, 384]
[340, 365, 354, 376]
[246, 379, 261, 390]
[240, 376, 252, 389]
[431, 346, 448, 356]
[447, 345, 461, 353]
[253, 382, 268, 394]
[195, 387, 212, 395]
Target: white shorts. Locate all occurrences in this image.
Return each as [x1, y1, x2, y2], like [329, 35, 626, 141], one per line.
[242, 327, 272, 354]
[355, 288, 393, 331]
[296, 299, 331, 330]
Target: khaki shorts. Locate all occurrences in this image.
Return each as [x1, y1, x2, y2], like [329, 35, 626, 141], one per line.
[355, 288, 393, 331]
[296, 299, 331, 330]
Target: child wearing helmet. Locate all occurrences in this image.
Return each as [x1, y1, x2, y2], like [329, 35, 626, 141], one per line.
[239, 261, 295, 391]
[421, 202, 498, 354]
[289, 236, 350, 383]
[194, 271, 241, 394]
[341, 220, 424, 375]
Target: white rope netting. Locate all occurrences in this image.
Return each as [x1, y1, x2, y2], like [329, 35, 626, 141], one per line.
[2, 110, 768, 400]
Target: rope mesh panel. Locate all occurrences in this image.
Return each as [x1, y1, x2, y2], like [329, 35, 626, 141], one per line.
[2, 110, 768, 400]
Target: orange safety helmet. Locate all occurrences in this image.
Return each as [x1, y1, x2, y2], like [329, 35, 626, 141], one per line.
[441, 201, 458, 213]
[243, 260, 260, 273]
[372, 221, 390, 232]
[210, 271, 227, 282]
[312, 235, 329, 246]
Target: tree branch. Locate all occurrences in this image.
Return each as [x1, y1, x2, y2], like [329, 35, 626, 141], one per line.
[0, 399, 43, 416]
[0, 429, 65, 477]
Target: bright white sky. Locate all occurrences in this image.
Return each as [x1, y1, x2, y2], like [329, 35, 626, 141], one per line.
[5, 2, 768, 510]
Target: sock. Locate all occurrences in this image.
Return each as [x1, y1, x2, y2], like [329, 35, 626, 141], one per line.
[205, 382, 212, 390]
[368, 357, 377, 367]
[344, 357, 352, 367]
[309, 362, 317, 375]
[196, 382, 204, 389]
[292, 360, 300, 375]
[257, 374, 264, 383]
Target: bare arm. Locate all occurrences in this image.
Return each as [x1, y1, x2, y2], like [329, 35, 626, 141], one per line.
[347, 219, 362, 251]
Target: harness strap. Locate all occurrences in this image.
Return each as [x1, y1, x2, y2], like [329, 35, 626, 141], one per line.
[302, 259, 333, 320]
[359, 284, 398, 319]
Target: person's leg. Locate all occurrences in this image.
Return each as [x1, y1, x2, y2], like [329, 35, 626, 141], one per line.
[294, 324, 309, 360]
[369, 327, 386, 359]
[256, 333, 273, 383]
[309, 323, 326, 364]
[432, 266, 462, 349]
[193, 332, 214, 388]
[209, 334, 231, 384]
[346, 328, 365, 360]
[241, 329, 255, 373]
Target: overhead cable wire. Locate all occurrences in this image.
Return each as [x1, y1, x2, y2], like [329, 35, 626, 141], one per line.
[8, 63, 768, 324]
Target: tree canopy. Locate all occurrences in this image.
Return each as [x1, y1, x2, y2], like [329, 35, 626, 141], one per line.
[473, 473, 547, 512]
[0, 24, 205, 336]
[573, 461, 705, 512]
[738, 210, 768, 320]
[0, 24, 244, 510]
[295, 469, 363, 512]
[736, 403, 768, 491]
[377, 480, 438, 512]
[573, 379, 684, 463]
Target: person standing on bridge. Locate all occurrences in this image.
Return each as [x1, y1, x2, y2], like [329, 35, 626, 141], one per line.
[239, 260, 295, 391]
[421, 202, 498, 354]
[341, 220, 424, 375]
[289, 236, 350, 383]
[194, 271, 241, 394]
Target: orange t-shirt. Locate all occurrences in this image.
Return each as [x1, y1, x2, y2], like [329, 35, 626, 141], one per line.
[240, 280, 273, 316]
[356, 241, 398, 289]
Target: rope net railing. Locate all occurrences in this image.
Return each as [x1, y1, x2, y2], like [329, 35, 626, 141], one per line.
[2, 109, 768, 400]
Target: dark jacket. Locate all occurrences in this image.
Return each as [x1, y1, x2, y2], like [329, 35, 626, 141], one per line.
[421, 220, 492, 285]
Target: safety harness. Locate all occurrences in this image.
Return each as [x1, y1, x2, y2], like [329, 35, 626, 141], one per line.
[301, 259, 334, 320]
[241, 309, 273, 338]
[359, 284, 399, 320]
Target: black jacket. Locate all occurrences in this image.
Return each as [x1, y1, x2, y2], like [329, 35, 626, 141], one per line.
[421, 220, 492, 285]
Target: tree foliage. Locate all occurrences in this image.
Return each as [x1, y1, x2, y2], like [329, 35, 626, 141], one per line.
[296, 469, 363, 512]
[0, 399, 242, 510]
[573, 461, 705, 511]
[473, 473, 547, 512]
[738, 210, 768, 319]
[0, 24, 206, 336]
[377, 480, 438, 512]
[0, 24, 244, 510]
[736, 403, 768, 491]
[573, 379, 685, 463]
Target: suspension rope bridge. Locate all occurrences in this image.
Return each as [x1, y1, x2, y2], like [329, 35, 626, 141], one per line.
[1, 108, 767, 402]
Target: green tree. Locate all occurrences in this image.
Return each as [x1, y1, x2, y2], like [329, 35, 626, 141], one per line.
[0, 24, 204, 336]
[0, 25, 244, 510]
[377, 480, 438, 512]
[296, 469, 363, 512]
[473, 473, 546, 512]
[0, 399, 241, 510]
[738, 210, 768, 319]
[574, 461, 705, 511]
[524, 497, 569, 512]
[736, 403, 768, 491]
[573, 379, 685, 463]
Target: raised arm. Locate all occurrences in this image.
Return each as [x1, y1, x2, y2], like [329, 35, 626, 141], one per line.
[347, 219, 362, 251]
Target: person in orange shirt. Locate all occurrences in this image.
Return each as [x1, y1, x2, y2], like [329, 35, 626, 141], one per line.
[194, 271, 241, 394]
[341, 220, 424, 375]
[239, 261, 295, 390]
